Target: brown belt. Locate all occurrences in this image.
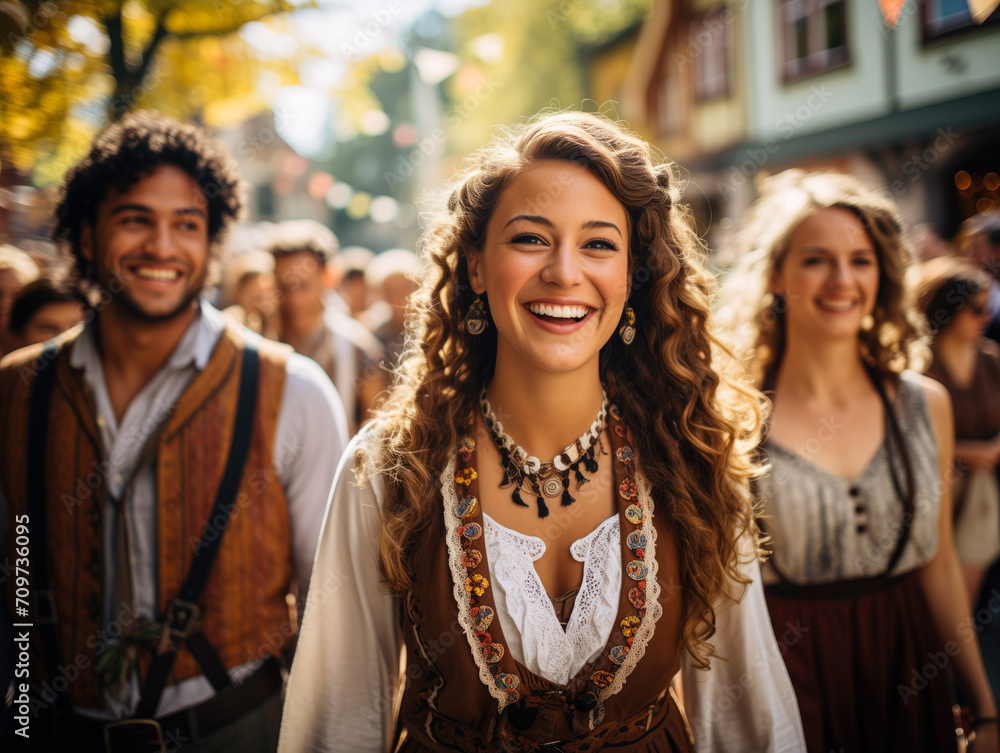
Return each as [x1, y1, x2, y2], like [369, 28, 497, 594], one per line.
[402, 685, 675, 753]
[35, 656, 283, 753]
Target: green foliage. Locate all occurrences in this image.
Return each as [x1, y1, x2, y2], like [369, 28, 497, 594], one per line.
[0, 0, 302, 181]
[447, 0, 651, 154]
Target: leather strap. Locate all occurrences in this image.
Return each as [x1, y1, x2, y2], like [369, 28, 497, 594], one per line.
[40, 655, 283, 752]
[135, 340, 260, 717]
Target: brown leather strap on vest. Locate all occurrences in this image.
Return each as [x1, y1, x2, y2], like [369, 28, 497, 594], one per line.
[135, 339, 260, 718]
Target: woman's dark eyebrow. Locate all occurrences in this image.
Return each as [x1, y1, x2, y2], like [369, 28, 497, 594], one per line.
[581, 219, 622, 236]
[502, 214, 551, 231]
[501, 215, 622, 236]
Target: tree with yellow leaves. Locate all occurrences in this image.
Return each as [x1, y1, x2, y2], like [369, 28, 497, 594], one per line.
[0, 0, 303, 179]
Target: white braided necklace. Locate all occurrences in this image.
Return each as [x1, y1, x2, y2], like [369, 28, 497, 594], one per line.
[480, 388, 609, 518]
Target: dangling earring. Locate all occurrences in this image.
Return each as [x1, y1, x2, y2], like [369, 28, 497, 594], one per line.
[619, 306, 635, 345]
[465, 296, 489, 335]
[860, 314, 875, 332]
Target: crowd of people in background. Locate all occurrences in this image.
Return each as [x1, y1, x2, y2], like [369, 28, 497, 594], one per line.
[3, 107, 1000, 753]
[0, 211, 425, 440]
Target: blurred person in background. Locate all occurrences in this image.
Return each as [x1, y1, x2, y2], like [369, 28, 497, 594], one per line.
[220, 249, 279, 339]
[960, 211, 1000, 343]
[0, 243, 40, 357]
[720, 170, 997, 753]
[0, 111, 347, 753]
[268, 219, 388, 436]
[911, 222, 951, 262]
[915, 256, 1000, 708]
[7, 275, 88, 349]
[363, 248, 422, 369]
[337, 245, 374, 319]
[915, 257, 1000, 602]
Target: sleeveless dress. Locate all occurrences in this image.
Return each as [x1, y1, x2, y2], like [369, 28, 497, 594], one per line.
[758, 372, 957, 753]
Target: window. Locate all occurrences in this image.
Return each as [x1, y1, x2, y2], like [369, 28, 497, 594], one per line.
[657, 45, 690, 137]
[922, 0, 1000, 41]
[692, 8, 731, 100]
[779, 0, 849, 82]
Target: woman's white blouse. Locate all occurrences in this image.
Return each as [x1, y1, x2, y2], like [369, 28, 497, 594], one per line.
[483, 512, 621, 686]
[278, 432, 806, 753]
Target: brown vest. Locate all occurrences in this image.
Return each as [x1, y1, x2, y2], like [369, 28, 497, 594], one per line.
[392, 406, 694, 752]
[1, 322, 292, 708]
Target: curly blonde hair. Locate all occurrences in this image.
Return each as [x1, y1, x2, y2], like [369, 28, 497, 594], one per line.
[717, 170, 928, 388]
[361, 111, 764, 669]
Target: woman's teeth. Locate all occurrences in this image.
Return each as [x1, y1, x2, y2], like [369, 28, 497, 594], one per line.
[527, 303, 590, 319]
[817, 299, 855, 311]
[134, 268, 180, 281]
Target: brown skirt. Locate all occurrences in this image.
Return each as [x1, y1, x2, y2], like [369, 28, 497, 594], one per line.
[765, 570, 958, 753]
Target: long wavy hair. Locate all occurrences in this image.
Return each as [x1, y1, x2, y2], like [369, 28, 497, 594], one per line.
[360, 111, 764, 669]
[717, 170, 928, 388]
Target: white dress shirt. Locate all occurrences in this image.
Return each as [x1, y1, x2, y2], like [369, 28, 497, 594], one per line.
[53, 300, 348, 718]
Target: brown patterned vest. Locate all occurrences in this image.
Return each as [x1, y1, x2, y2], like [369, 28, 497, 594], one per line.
[1, 322, 292, 708]
[392, 405, 694, 752]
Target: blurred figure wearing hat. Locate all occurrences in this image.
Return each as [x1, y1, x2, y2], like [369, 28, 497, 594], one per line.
[268, 219, 389, 436]
[364, 248, 422, 370]
[914, 257, 1000, 602]
[220, 249, 279, 340]
[337, 246, 375, 320]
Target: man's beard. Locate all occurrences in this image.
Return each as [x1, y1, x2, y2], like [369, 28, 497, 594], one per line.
[100, 268, 206, 323]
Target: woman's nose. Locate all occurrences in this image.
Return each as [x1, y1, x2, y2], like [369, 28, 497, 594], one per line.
[541, 243, 584, 287]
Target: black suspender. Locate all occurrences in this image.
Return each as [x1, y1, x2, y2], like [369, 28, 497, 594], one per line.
[27, 339, 260, 717]
[26, 344, 69, 712]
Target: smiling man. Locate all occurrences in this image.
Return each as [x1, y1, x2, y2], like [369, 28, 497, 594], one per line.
[0, 111, 347, 752]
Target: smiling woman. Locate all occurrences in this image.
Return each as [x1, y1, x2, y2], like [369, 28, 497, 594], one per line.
[719, 170, 999, 753]
[279, 112, 806, 752]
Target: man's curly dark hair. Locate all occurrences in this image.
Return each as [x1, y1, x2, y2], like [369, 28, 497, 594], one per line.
[52, 110, 244, 289]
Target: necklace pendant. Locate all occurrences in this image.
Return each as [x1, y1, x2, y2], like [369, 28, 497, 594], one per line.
[541, 477, 562, 498]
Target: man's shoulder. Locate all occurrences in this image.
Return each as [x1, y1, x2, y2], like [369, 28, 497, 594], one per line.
[220, 319, 294, 369]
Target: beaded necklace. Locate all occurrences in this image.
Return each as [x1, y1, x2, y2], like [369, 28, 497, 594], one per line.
[480, 388, 608, 518]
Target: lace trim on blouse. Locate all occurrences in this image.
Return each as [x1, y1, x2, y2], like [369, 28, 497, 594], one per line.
[441, 446, 664, 725]
[442, 451, 512, 711]
[482, 513, 620, 685]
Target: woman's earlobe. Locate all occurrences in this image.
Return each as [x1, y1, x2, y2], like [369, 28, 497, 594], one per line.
[466, 252, 486, 295]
